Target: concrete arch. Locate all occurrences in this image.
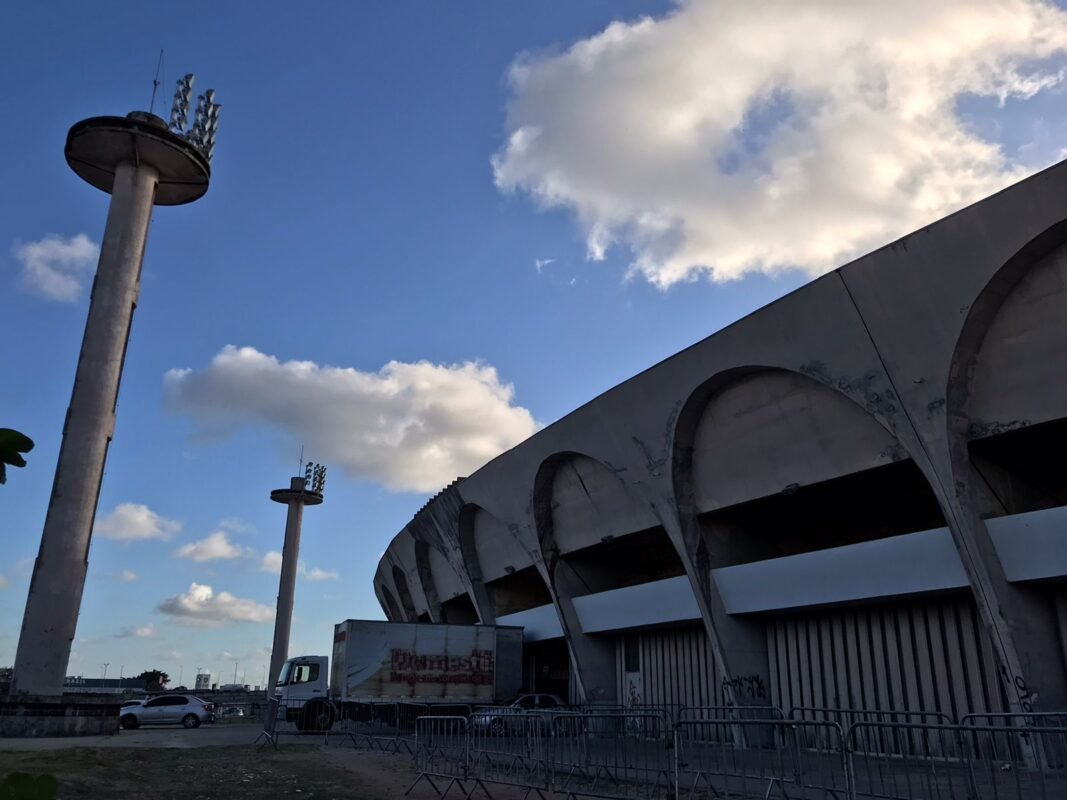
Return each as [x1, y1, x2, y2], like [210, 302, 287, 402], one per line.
[672, 365, 928, 569]
[533, 450, 678, 702]
[459, 502, 550, 621]
[534, 452, 661, 557]
[670, 364, 940, 706]
[457, 504, 494, 623]
[392, 564, 416, 620]
[946, 220, 1067, 437]
[673, 365, 911, 518]
[942, 220, 1067, 713]
[414, 540, 443, 622]
[378, 583, 403, 621]
[421, 540, 479, 624]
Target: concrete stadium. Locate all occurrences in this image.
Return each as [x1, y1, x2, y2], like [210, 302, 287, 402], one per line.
[374, 158, 1067, 721]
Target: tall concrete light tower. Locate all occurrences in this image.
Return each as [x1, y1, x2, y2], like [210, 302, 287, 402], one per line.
[267, 464, 327, 692]
[260, 464, 325, 743]
[12, 76, 221, 697]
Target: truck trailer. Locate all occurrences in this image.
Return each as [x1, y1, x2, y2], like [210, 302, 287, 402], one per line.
[275, 619, 523, 730]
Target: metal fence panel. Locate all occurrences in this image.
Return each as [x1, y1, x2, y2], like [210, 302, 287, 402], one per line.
[550, 712, 675, 799]
[675, 718, 848, 800]
[256, 699, 340, 748]
[847, 721, 1067, 800]
[407, 716, 477, 799]
[467, 710, 551, 789]
[414, 716, 469, 777]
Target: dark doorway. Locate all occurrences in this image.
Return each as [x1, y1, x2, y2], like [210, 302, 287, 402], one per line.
[524, 639, 570, 700]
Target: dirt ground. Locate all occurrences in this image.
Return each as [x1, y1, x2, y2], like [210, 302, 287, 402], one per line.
[0, 743, 556, 799]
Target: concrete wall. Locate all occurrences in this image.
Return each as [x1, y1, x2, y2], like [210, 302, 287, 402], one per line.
[376, 159, 1067, 713]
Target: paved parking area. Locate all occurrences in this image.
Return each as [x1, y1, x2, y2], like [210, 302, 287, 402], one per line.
[0, 722, 261, 751]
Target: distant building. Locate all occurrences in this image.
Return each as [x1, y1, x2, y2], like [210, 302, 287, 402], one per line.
[195, 673, 211, 691]
[63, 677, 146, 695]
[376, 160, 1067, 718]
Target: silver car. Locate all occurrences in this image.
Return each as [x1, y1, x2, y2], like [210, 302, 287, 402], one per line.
[119, 694, 215, 729]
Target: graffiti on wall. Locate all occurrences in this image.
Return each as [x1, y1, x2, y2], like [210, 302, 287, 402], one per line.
[721, 673, 767, 703]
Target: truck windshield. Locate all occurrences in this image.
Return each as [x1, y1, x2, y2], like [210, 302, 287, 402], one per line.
[276, 661, 292, 686]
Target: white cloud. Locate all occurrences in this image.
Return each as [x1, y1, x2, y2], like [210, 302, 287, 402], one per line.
[534, 257, 556, 273]
[118, 570, 137, 582]
[218, 517, 253, 534]
[261, 550, 338, 582]
[174, 531, 250, 562]
[492, 0, 1067, 287]
[13, 233, 99, 301]
[95, 503, 181, 542]
[164, 345, 538, 493]
[157, 583, 274, 627]
[116, 624, 156, 638]
[303, 567, 339, 582]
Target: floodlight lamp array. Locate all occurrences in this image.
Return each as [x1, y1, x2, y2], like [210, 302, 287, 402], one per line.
[167, 73, 220, 163]
[304, 463, 327, 495]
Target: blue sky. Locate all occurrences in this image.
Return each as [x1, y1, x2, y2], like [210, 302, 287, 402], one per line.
[2, 0, 1065, 688]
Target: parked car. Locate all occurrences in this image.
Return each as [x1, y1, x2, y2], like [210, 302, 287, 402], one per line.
[220, 706, 245, 718]
[119, 694, 215, 729]
[510, 694, 564, 710]
[470, 694, 566, 735]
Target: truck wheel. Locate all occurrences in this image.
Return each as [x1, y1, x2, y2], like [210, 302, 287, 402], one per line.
[300, 701, 335, 732]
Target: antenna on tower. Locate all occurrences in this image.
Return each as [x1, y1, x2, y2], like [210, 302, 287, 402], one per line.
[298, 445, 304, 475]
[149, 50, 165, 115]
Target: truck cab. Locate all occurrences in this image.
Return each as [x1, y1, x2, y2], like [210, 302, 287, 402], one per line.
[275, 655, 332, 729]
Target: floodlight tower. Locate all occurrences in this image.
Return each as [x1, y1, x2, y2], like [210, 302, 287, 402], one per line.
[260, 464, 325, 742]
[12, 76, 221, 697]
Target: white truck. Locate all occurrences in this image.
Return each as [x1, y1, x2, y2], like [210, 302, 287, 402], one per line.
[275, 619, 524, 730]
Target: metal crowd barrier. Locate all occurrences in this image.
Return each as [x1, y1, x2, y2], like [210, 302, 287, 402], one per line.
[580, 703, 679, 726]
[549, 712, 675, 799]
[407, 716, 487, 799]
[961, 711, 1067, 767]
[467, 708, 551, 790]
[256, 699, 341, 748]
[791, 707, 954, 758]
[847, 720, 1067, 800]
[327, 701, 473, 754]
[394, 705, 1067, 800]
[327, 700, 412, 753]
[675, 718, 849, 800]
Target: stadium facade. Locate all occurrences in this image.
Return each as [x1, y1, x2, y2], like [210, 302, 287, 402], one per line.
[375, 160, 1067, 719]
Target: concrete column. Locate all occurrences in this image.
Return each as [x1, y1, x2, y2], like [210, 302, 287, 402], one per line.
[663, 512, 769, 709]
[547, 560, 618, 703]
[13, 162, 158, 696]
[267, 477, 306, 692]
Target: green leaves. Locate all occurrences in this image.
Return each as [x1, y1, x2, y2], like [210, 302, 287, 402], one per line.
[134, 669, 169, 691]
[0, 429, 34, 485]
[0, 773, 58, 800]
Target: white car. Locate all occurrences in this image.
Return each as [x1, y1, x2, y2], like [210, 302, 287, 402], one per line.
[119, 694, 215, 729]
[470, 694, 567, 735]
